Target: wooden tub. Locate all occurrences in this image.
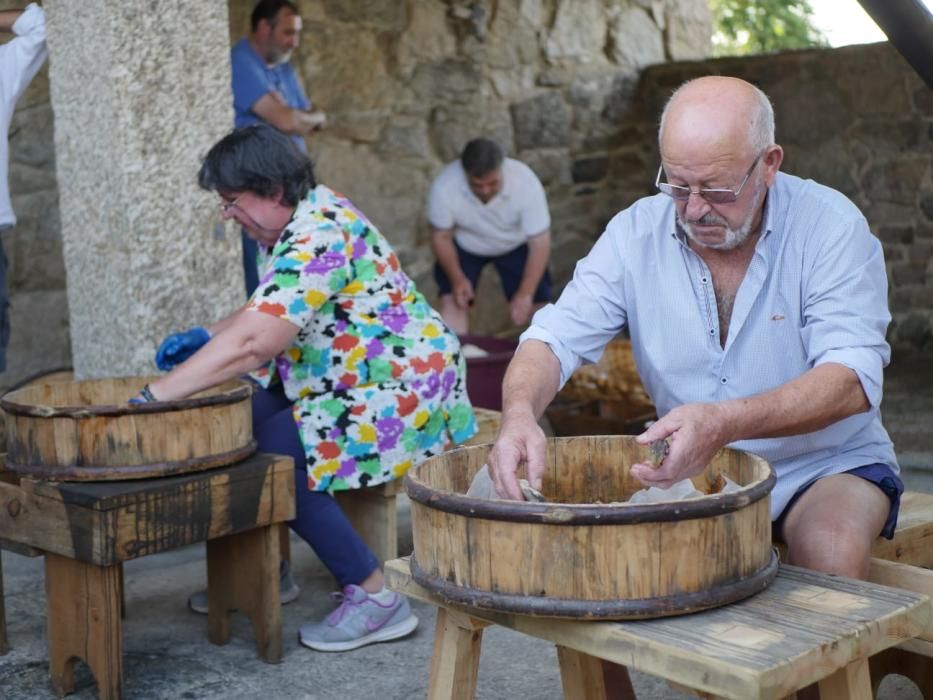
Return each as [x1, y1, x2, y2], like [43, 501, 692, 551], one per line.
[405, 435, 777, 619]
[1, 376, 255, 480]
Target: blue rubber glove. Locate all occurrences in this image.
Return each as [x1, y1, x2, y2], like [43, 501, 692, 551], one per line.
[155, 327, 210, 371]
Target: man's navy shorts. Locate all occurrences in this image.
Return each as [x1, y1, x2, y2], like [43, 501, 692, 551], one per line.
[434, 239, 551, 303]
[772, 463, 903, 542]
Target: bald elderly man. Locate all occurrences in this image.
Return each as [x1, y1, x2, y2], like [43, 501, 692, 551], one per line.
[489, 76, 900, 582]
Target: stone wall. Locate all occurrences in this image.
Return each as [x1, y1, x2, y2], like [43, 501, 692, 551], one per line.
[230, 0, 712, 335]
[3, 1, 931, 389]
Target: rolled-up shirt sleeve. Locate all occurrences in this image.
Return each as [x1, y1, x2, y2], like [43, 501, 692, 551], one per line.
[801, 213, 891, 408]
[2, 4, 47, 105]
[520, 211, 634, 388]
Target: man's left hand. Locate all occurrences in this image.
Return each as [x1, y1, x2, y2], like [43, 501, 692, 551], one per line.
[631, 402, 733, 488]
[509, 293, 534, 326]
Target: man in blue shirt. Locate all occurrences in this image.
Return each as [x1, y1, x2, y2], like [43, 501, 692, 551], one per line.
[489, 76, 900, 584]
[232, 0, 325, 293]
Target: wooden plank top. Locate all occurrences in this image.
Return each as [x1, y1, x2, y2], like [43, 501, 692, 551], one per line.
[19, 452, 294, 511]
[0, 453, 296, 564]
[386, 557, 930, 700]
[870, 490, 933, 567]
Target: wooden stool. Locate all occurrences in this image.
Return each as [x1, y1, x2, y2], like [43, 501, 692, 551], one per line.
[386, 556, 930, 700]
[0, 453, 294, 700]
[865, 491, 933, 696]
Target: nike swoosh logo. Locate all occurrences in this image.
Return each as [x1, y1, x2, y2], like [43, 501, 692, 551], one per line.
[366, 614, 392, 633]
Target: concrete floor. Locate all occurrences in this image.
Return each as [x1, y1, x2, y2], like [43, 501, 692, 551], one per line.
[1, 353, 931, 699]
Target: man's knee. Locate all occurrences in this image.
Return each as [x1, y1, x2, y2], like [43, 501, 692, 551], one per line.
[782, 474, 890, 578]
[785, 522, 875, 578]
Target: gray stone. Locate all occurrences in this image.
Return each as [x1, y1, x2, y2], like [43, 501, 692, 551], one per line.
[410, 59, 483, 104]
[572, 156, 609, 183]
[320, 0, 408, 30]
[511, 92, 571, 150]
[665, 0, 712, 61]
[519, 148, 571, 188]
[378, 119, 433, 159]
[863, 160, 930, 206]
[894, 312, 933, 349]
[609, 7, 665, 71]
[429, 105, 515, 165]
[920, 193, 933, 222]
[544, 0, 606, 62]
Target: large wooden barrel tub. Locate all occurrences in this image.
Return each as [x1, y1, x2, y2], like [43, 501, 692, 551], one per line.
[405, 435, 777, 619]
[1, 376, 255, 481]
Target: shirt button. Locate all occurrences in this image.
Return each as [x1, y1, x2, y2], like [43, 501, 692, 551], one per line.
[720, 377, 728, 384]
[709, 329, 715, 335]
[701, 276, 708, 284]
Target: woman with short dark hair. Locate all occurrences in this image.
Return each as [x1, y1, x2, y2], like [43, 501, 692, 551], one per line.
[141, 124, 477, 652]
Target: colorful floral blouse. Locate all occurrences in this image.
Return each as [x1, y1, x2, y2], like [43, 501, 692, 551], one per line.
[247, 185, 476, 492]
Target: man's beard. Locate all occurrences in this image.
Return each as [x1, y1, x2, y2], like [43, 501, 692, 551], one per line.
[267, 48, 293, 65]
[678, 176, 766, 251]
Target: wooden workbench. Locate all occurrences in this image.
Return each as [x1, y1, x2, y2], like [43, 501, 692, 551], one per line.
[0, 452, 295, 700]
[385, 556, 931, 700]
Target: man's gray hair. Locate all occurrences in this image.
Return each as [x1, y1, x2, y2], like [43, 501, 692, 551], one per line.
[658, 79, 775, 154]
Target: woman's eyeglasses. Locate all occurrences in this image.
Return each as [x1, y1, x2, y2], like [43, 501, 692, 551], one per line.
[218, 195, 242, 214]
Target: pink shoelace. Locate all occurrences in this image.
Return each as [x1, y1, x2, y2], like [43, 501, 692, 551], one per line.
[325, 586, 397, 626]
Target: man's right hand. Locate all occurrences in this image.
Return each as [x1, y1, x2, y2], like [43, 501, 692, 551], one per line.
[155, 327, 211, 371]
[488, 409, 548, 500]
[452, 278, 475, 309]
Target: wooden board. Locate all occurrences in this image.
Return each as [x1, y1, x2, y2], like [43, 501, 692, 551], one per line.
[386, 557, 930, 700]
[0, 453, 295, 565]
[870, 490, 933, 568]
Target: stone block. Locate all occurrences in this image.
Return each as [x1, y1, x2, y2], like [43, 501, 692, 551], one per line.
[892, 311, 933, 351]
[320, 0, 407, 30]
[518, 148, 571, 188]
[511, 92, 570, 150]
[664, 1, 712, 61]
[544, 0, 605, 62]
[609, 7, 664, 71]
[410, 59, 482, 104]
[891, 262, 927, 287]
[862, 160, 929, 206]
[429, 105, 515, 164]
[572, 157, 609, 183]
[0, 289, 71, 391]
[920, 194, 933, 222]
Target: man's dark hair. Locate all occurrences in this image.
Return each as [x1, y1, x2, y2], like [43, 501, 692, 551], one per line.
[460, 138, 504, 178]
[198, 125, 316, 207]
[250, 0, 299, 32]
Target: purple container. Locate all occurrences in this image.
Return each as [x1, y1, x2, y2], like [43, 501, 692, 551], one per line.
[460, 335, 518, 412]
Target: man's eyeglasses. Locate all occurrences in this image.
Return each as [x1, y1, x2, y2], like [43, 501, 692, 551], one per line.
[656, 154, 761, 205]
[218, 195, 242, 214]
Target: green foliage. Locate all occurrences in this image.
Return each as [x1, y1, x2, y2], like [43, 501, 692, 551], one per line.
[711, 0, 830, 56]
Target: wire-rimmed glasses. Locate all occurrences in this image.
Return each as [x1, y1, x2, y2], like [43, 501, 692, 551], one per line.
[656, 154, 761, 205]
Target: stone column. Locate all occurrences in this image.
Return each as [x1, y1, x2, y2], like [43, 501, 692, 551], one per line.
[44, 0, 242, 378]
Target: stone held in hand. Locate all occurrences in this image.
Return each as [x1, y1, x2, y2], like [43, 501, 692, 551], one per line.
[519, 478, 545, 502]
[647, 437, 670, 468]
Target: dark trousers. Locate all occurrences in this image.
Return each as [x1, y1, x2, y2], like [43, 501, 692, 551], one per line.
[252, 385, 380, 587]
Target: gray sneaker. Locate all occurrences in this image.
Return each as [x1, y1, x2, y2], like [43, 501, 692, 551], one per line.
[188, 560, 300, 614]
[298, 585, 418, 652]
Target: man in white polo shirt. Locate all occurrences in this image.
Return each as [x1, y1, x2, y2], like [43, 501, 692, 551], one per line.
[427, 138, 551, 334]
